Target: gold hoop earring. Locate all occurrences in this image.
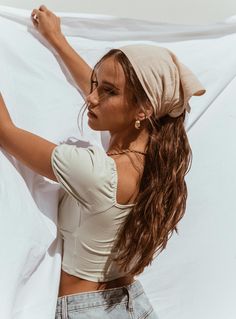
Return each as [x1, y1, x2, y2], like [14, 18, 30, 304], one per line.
[135, 120, 141, 129]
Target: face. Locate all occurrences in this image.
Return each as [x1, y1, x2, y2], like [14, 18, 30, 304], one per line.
[86, 56, 137, 133]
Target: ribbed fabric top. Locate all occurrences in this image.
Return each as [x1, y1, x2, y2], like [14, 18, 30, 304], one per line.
[51, 144, 135, 282]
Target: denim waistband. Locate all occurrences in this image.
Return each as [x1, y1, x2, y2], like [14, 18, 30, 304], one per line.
[56, 279, 144, 313]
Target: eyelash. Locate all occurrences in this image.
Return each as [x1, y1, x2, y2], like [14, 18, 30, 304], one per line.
[103, 88, 116, 95]
[91, 80, 117, 96]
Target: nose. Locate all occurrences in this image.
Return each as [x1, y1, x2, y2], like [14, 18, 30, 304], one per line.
[86, 89, 99, 107]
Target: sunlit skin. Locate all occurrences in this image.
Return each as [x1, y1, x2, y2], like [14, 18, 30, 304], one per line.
[0, 4, 157, 299]
[87, 56, 134, 131]
[59, 58, 153, 295]
[86, 56, 151, 153]
[0, 56, 152, 296]
[58, 58, 154, 295]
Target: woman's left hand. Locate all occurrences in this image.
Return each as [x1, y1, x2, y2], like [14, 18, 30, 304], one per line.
[31, 5, 63, 48]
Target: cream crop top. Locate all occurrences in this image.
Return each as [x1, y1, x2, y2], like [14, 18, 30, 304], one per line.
[51, 144, 135, 282]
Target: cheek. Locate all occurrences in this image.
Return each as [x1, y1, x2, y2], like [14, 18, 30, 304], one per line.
[98, 97, 134, 127]
[104, 104, 126, 122]
[100, 99, 121, 117]
[106, 109, 134, 130]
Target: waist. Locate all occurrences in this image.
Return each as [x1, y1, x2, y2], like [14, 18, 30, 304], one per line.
[59, 269, 135, 297]
[56, 279, 145, 317]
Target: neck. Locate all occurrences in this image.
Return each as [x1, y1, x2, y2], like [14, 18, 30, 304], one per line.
[107, 126, 149, 153]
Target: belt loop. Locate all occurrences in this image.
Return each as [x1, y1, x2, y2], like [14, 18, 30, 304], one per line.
[61, 296, 68, 319]
[123, 286, 134, 313]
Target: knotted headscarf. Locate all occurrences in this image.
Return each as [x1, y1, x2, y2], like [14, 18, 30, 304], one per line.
[119, 44, 206, 118]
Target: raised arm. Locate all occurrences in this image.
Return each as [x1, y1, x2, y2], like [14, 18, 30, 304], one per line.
[31, 5, 92, 99]
[0, 94, 57, 181]
[0, 6, 94, 181]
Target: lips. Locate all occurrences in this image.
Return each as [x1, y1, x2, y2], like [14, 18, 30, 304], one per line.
[88, 109, 97, 118]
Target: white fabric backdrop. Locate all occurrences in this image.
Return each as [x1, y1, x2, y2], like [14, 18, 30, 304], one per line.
[0, 5, 236, 319]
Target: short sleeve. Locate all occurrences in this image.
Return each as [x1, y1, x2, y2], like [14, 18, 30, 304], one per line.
[51, 144, 116, 212]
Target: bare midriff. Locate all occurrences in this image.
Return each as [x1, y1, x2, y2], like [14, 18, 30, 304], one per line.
[58, 269, 135, 297]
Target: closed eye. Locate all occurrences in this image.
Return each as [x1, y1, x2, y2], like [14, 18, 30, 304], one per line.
[103, 87, 117, 95]
[90, 79, 118, 96]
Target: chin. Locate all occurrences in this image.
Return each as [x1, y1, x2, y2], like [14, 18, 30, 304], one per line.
[88, 120, 102, 131]
[88, 119, 109, 131]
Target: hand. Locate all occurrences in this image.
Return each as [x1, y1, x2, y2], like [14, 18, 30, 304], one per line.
[31, 5, 64, 47]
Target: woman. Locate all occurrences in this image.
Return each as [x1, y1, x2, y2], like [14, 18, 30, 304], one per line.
[0, 5, 206, 319]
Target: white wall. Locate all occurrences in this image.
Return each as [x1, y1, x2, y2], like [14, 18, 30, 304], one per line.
[0, 0, 236, 24]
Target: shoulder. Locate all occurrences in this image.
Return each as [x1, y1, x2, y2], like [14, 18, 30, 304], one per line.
[109, 153, 144, 205]
[51, 143, 117, 209]
[52, 144, 107, 167]
[52, 143, 114, 181]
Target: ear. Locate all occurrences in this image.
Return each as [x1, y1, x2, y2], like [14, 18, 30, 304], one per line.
[136, 103, 153, 120]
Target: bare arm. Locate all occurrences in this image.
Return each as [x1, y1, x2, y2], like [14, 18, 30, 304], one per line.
[0, 6, 93, 181]
[0, 94, 57, 181]
[31, 5, 92, 99]
[51, 35, 93, 99]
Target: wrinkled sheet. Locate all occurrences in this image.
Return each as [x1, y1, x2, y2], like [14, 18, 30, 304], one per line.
[0, 5, 236, 319]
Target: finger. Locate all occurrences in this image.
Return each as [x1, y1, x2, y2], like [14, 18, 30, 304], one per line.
[31, 9, 42, 17]
[31, 9, 43, 22]
[31, 12, 38, 21]
[31, 17, 38, 27]
[32, 14, 39, 23]
[31, 9, 37, 17]
[39, 5, 48, 12]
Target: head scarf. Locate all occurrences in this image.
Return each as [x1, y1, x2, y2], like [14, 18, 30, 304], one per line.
[119, 44, 206, 118]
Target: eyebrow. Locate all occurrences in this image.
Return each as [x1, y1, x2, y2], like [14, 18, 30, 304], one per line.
[102, 81, 120, 90]
[92, 79, 120, 91]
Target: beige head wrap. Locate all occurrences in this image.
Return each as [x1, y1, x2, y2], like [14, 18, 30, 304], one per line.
[119, 44, 206, 118]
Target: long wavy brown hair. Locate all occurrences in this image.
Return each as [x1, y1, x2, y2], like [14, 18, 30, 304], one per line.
[78, 49, 192, 277]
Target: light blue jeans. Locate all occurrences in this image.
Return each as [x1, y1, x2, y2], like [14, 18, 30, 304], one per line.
[55, 279, 159, 318]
